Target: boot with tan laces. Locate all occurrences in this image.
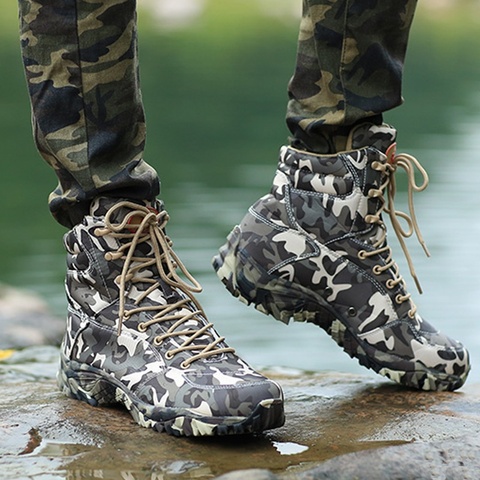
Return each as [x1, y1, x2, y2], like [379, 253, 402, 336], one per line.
[57, 197, 285, 436]
[213, 123, 470, 391]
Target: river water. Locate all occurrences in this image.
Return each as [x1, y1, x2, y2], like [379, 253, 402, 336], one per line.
[1, 2, 480, 383]
[2, 4, 480, 480]
[3, 111, 480, 383]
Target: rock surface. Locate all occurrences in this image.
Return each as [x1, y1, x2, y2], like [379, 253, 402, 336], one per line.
[0, 283, 64, 349]
[2, 285, 480, 480]
[2, 367, 480, 480]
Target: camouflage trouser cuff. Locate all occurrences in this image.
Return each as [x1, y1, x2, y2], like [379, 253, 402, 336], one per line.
[19, 0, 159, 227]
[288, 114, 384, 154]
[286, 0, 418, 132]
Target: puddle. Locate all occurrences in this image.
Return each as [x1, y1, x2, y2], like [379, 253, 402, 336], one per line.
[272, 441, 309, 456]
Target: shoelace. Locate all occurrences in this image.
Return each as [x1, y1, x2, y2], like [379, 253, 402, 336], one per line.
[94, 201, 235, 368]
[362, 145, 430, 318]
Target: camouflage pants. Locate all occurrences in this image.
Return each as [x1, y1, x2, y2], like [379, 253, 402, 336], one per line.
[18, 0, 159, 228]
[287, 0, 418, 149]
[18, 0, 416, 228]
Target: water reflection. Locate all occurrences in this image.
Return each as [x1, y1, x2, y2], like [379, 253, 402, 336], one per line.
[64, 460, 212, 480]
[272, 441, 309, 455]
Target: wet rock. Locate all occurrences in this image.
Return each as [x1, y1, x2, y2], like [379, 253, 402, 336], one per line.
[0, 284, 65, 349]
[0, 346, 59, 382]
[287, 438, 480, 480]
[2, 367, 480, 480]
[218, 438, 480, 480]
[215, 469, 278, 480]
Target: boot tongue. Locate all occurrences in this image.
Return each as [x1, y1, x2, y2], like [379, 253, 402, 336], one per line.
[347, 123, 397, 154]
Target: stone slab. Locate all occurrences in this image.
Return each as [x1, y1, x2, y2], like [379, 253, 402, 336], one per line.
[2, 370, 480, 480]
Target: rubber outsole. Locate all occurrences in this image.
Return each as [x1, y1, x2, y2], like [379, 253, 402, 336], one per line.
[212, 229, 469, 392]
[57, 353, 285, 437]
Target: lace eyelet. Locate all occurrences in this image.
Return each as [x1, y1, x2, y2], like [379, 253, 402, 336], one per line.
[165, 350, 174, 359]
[324, 287, 333, 297]
[386, 279, 395, 289]
[373, 265, 383, 275]
[154, 337, 163, 346]
[347, 307, 357, 317]
[395, 294, 404, 304]
[180, 361, 189, 370]
[138, 322, 147, 333]
[358, 250, 367, 260]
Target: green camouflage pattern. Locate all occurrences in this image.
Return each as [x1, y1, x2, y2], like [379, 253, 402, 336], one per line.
[59, 197, 285, 436]
[18, 0, 159, 228]
[287, 0, 418, 149]
[213, 123, 470, 392]
[18, 0, 419, 223]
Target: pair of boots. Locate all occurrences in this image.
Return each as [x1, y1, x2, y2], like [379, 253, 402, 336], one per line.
[58, 124, 470, 436]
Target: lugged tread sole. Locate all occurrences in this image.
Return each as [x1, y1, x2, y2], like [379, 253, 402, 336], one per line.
[57, 354, 285, 437]
[213, 230, 468, 392]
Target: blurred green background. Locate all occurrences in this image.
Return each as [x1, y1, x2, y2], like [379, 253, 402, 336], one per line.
[2, 0, 480, 377]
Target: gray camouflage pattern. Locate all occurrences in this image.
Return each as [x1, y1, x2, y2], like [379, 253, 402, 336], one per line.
[213, 123, 470, 392]
[58, 198, 284, 436]
[18, 0, 159, 228]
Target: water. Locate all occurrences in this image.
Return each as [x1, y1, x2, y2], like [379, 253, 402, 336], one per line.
[2, 4, 480, 480]
[1, 1, 480, 382]
[4, 116, 480, 382]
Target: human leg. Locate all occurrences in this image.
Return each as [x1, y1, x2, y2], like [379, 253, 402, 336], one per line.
[287, 0, 416, 153]
[18, 0, 284, 435]
[213, 0, 470, 391]
[19, 0, 158, 228]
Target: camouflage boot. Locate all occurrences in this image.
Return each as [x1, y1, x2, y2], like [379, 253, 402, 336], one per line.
[57, 198, 285, 436]
[213, 123, 470, 391]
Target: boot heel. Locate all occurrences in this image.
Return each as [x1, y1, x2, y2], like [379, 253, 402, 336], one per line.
[213, 226, 311, 323]
[213, 226, 247, 299]
[57, 353, 117, 406]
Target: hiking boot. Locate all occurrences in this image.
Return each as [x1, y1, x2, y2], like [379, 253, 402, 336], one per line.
[57, 197, 285, 436]
[213, 123, 470, 391]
